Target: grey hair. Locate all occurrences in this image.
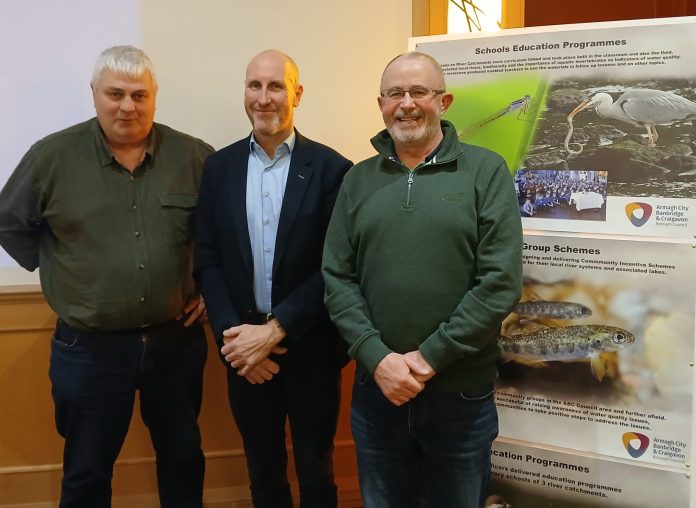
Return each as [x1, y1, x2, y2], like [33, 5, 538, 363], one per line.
[91, 45, 158, 88]
[382, 51, 446, 90]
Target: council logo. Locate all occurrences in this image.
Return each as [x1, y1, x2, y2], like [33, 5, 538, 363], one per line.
[622, 432, 650, 458]
[625, 202, 653, 227]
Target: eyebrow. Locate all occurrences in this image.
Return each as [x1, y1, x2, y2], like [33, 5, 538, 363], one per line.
[246, 79, 287, 88]
[106, 85, 147, 91]
[104, 86, 149, 93]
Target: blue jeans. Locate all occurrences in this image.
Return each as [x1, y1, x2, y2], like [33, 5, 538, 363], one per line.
[351, 378, 498, 508]
[49, 319, 207, 508]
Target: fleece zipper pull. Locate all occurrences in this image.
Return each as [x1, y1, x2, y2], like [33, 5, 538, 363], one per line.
[387, 156, 436, 209]
[405, 171, 414, 208]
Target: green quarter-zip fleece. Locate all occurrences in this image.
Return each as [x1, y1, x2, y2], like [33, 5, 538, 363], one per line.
[322, 120, 523, 393]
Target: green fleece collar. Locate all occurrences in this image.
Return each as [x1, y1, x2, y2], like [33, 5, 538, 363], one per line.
[369, 120, 464, 163]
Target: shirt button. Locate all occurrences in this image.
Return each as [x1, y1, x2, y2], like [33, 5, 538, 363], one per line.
[138, 264, 145, 270]
[134, 231, 140, 237]
[264, 192, 270, 197]
[132, 204, 137, 210]
[140, 296, 146, 303]
[264, 219, 270, 225]
[265, 247, 271, 253]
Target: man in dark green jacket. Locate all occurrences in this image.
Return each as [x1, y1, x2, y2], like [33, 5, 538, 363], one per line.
[322, 52, 523, 508]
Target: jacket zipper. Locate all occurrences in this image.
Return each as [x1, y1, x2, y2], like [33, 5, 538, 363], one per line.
[405, 170, 415, 208]
[389, 157, 436, 208]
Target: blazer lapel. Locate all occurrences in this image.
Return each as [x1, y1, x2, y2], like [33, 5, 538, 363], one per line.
[273, 132, 313, 275]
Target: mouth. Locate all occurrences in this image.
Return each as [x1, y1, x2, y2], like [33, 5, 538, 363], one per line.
[396, 116, 422, 125]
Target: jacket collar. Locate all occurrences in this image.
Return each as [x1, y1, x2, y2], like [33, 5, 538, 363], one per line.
[369, 120, 463, 164]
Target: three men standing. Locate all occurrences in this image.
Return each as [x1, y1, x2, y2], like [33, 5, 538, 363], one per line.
[1, 45, 521, 508]
[195, 49, 352, 508]
[322, 52, 523, 507]
[0, 46, 212, 507]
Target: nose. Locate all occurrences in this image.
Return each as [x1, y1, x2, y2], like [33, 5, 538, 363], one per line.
[258, 88, 271, 105]
[399, 92, 416, 108]
[119, 96, 136, 112]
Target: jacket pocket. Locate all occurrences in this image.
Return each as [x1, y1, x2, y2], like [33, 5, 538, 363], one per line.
[159, 193, 197, 245]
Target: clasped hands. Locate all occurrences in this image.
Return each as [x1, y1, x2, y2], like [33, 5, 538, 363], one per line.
[374, 351, 436, 406]
[221, 319, 287, 385]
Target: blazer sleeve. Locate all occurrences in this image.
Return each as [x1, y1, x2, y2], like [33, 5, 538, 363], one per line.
[194, 156, 241, 345]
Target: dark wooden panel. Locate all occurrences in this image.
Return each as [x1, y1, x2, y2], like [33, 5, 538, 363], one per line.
[0, 288, 358, 505]
[524, 0, 693, 27]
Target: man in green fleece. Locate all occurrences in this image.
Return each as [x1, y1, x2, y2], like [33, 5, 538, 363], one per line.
[322, 52, 523, 508]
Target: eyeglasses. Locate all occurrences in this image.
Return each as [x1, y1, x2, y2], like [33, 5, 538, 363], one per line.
[380, 86, 446, 102]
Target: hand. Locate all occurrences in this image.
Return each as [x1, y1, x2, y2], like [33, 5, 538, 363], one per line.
[176, 294, 205, 327]
[243, 357, 281, 384]
[221, 319, 287, 375]
[373, 353, 424, 406]
[403, 350, 436, 383]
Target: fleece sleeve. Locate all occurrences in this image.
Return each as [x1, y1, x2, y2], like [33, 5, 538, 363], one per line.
[418, 160, 523, 373]
[322, 185, 393, 374]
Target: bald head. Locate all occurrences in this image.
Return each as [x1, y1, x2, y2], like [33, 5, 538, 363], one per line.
[247, 49, 300, 89]
[381, 52, 446, 91]
[244, 49, 304, 156]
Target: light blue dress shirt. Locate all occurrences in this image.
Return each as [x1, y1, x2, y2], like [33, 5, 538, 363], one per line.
[246, 132, 295, 313]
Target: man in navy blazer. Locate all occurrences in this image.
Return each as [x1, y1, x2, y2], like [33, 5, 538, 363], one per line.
[194, 49, 352, 508]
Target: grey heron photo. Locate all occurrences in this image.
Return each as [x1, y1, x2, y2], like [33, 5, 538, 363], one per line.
[567, 89, 696, 147]
[524, 79, 696, 198]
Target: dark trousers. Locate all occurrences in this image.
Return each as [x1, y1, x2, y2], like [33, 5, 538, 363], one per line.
[226, 349, 341, 508]
[49, 319, 207, 508]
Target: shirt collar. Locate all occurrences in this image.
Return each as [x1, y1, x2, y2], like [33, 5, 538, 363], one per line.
[92, 118, 156, 167]
[249, 131, 296, 158]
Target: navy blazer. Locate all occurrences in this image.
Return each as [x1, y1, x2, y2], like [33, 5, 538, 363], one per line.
[194, 131, 352, 360]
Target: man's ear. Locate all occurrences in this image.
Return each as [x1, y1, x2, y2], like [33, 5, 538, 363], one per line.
[293, 84, 304, 107]
[441, 92, 454, 114]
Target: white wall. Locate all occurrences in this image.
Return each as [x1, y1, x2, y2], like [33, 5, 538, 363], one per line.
[0, 0, 412, 284]
[0, 0, 141, 284]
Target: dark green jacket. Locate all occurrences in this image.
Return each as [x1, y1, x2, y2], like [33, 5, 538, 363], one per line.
[322, 121, 522, 392]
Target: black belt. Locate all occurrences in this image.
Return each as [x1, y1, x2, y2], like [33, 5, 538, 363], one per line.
[56, 318, 184, 340]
